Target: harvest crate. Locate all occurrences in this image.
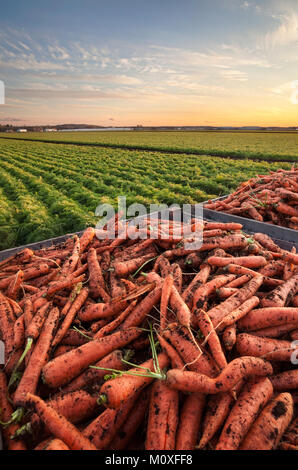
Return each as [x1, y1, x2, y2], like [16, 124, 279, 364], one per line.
[0, 206, 297, 262]
[203, 196, 298, 248]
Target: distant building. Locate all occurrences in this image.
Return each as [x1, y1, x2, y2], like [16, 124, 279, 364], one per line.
[44, 128, 57, 132]
[16, 129, 27, 133]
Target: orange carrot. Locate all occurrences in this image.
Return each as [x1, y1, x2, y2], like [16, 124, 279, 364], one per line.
[30, 388, 100, 436]
[163, 323, 218, 377]
[236, 333, 298, 361]
[198, 390, 238, 449]
[62, 350, 125, 393]
[79, 227, 95, 253]
[175, 393, 205, 450]
[7, 270, 24, 300]
[83, 394, 137, 449]
[239, 393, 293, 450]
[111, 387, 150, 450]
[207, 275, 264, 327]
[270, 369, 298, 391]
[42, 327, 141, 388]
[145, 380, 179, 450]
[165, 357, 273, 394]
[260, 272, 298, 308]
[99, 353, 169, 409]
[192, 274, 236, 310]
[14, 307, 60, 406]
[222, 324, 237, 351]
[216, 296, 260, 332]
[26, 302, 52, 340]
[208, 256, 267, 268]
[42, 439, 70, 450]
[93, 300, 137, 339]
[52, 287, 89, 347]
[0, 292, 15, 361]
[194, 308, 227, 371]
[0, 370, 27, 450]
[87, 248, 110, 302]
[238, 306, 298, 332]
[216, 377, 273, 450]
[13, 313, 25, 350]
[23, 393, 97, 450]
[157, 333, 184, 369]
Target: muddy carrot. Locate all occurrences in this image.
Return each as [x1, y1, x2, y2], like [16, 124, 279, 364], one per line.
[23, 393, 97, 450]
[52, 287, 89, 347]
[176, 393, 205, 450]
[42, 327, 141, 388]
[216, 377, 273, 450]
[239, 393, 293, 450]
[14, 307, 60, 406]
[145, 380, 179, 450]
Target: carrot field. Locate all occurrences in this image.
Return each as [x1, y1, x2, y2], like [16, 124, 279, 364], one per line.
[0, 136, 292, 250]
[1, 130, 298, 162]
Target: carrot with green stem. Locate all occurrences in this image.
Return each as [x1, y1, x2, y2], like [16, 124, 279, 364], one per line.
[98, 352, 169, 409]
[42, 327, 142, 388]
[62, 350, 125, 393]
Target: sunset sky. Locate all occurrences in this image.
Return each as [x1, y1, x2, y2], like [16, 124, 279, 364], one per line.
[0, 0, 298, 126]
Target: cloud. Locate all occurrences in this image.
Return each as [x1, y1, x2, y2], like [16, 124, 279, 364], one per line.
[264, 12, 298, 48]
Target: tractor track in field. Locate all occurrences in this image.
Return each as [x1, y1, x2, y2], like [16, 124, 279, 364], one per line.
[0, 136, 296, 164]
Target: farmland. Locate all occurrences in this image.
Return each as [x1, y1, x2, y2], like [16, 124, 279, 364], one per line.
[1, 130, 298, 162]
[0, 137, 292, 250]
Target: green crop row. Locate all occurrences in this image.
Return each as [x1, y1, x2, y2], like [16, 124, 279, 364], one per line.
[0, 138, 292, 250]
[1, 130, 297, 162]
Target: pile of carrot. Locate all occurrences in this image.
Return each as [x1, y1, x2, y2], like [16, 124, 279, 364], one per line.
[0, 217, 297, 451]
[204, 167, 298, 230]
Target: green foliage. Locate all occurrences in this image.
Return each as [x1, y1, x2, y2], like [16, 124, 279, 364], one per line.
[1, 130, 297, 162]
[0, 138, 292, 250]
